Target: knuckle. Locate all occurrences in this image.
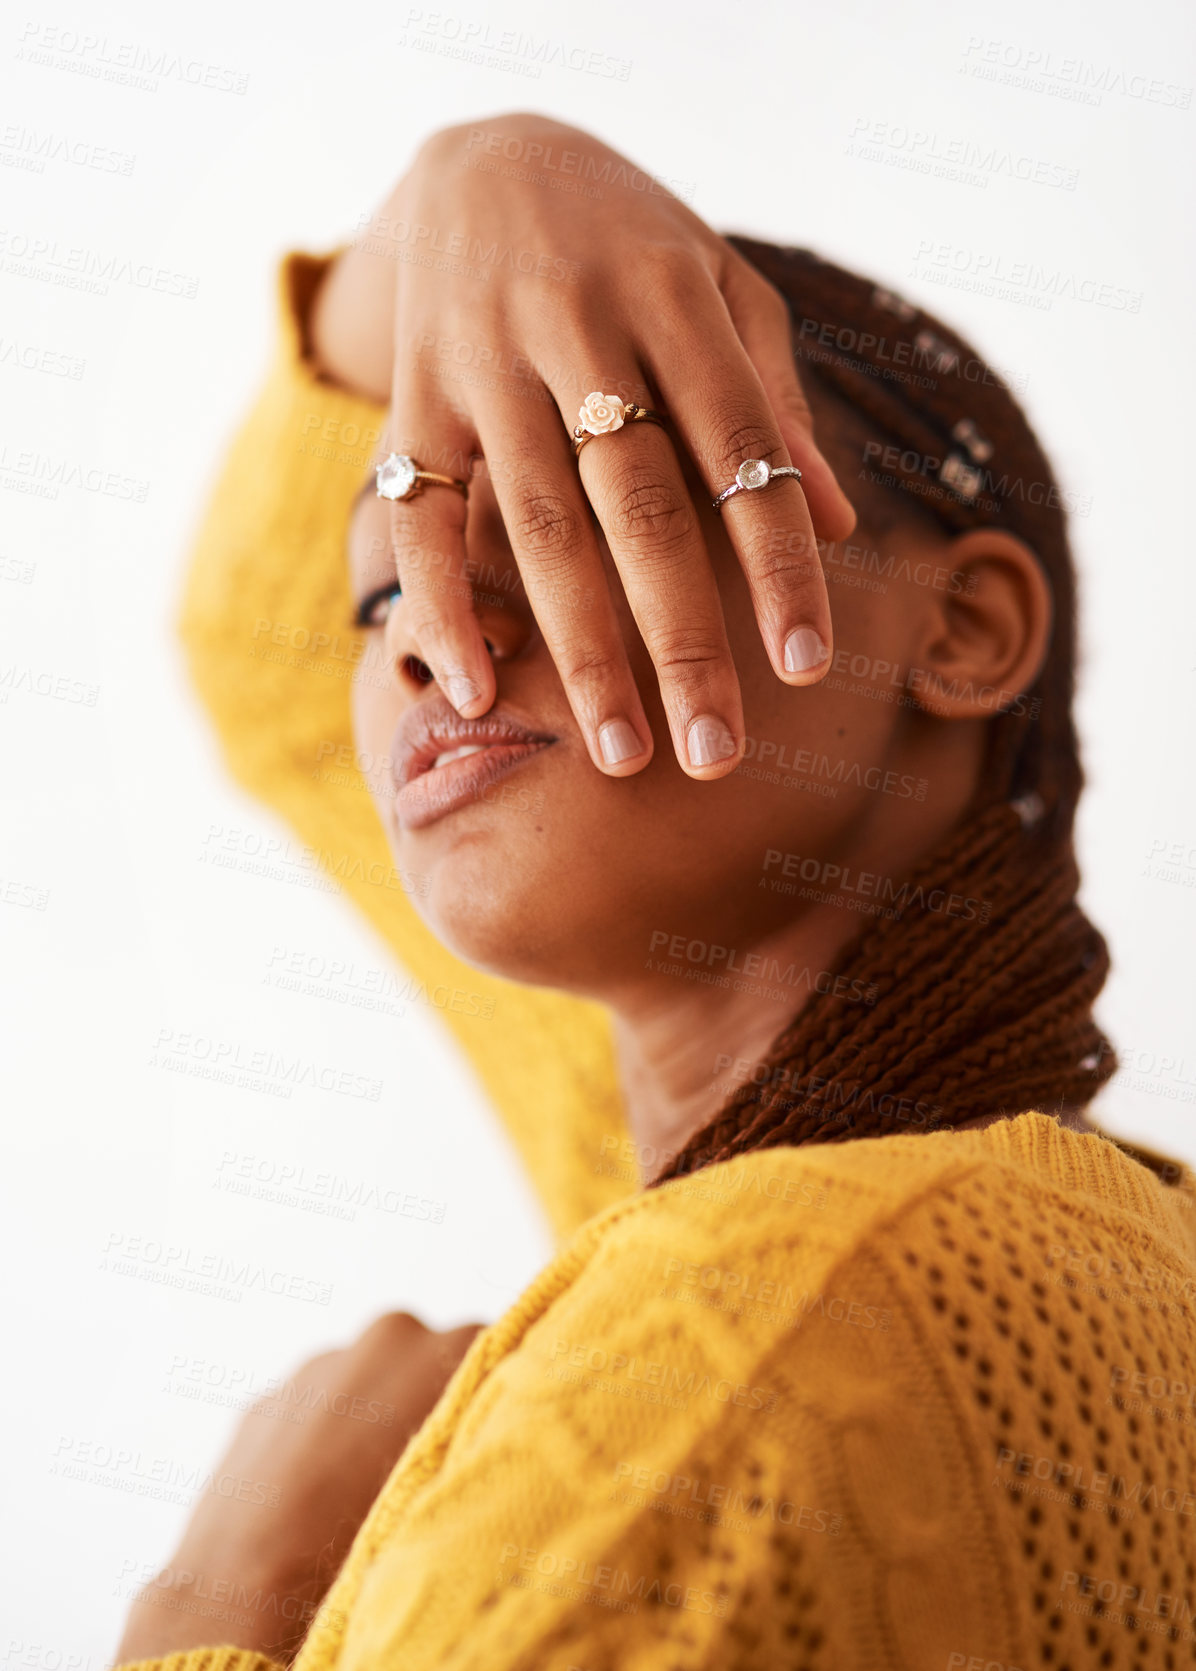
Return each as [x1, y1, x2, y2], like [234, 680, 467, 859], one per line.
[511, 491, 585, 563]
[402, 605, 460, 658]
[361, 1310, 427, 1347]
[755, 552, 824, 596]
[607, 478, 696, 553]
[709, 407, 784, 479]
[558, 642, 625, 695]
[400, 577, 469, 622]
[645, 623, 728, 680]
[746, 525, 822, 582]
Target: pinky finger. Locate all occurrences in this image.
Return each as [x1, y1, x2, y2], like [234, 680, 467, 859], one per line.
[721, 254, 857, 542]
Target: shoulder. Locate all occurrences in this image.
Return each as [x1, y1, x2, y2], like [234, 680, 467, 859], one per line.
[493, 1110, 1196, 1416]
[569, 1108, 1196, 1283]
[510, 1130, 997, 1392]
[531, 1116, 1156, 1376]
[567, 1123, 1001, 1291]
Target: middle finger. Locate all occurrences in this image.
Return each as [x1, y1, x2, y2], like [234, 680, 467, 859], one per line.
[574, 400, 745, 778]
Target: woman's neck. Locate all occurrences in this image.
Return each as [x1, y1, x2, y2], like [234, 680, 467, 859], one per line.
[599, 724, 1039, 1185]
[604, 774, 1100, 1186]
[610, 900, 856, 1183]
[614, 981, 1099, 1185]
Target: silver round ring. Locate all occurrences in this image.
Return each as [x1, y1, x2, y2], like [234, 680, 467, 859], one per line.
[712, 457, 803, 514]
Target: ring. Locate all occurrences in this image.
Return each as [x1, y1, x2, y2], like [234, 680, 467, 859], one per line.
[375, 452, 469, 503]
[571, 392, 666, 458]
[712, 458, 802, 513]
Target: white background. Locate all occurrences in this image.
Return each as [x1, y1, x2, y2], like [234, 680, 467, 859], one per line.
[2, 0, 1193, 1653]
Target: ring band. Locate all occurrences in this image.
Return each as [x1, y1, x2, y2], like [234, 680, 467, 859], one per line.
[572, 393, 666, 458]
[376, 452, 469, 503]
[712, 457, 802, 513]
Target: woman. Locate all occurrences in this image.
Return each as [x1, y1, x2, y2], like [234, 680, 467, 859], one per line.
[115, 115, 1196, 1670]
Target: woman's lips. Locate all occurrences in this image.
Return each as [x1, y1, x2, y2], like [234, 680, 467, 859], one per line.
[393, 738, 555, 830]
[389, 693, 559, 831]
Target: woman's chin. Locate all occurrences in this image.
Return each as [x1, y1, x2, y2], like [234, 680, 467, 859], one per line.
[409, 853, 578, 991]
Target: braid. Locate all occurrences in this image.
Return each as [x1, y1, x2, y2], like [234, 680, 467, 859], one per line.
[651, 240, 1114, 1187]
[728, 235, 1082, 838]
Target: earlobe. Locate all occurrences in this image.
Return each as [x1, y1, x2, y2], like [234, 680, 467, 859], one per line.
[910, 527, 1053, 722]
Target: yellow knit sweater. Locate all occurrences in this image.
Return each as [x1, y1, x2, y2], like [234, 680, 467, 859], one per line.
[119, 256, 1196, 1671]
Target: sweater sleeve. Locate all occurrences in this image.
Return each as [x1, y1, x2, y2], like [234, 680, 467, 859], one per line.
[114, 1648, 282, 1671]
[295, 1144, 1027, 1671]
[177, 251, 633, 1245]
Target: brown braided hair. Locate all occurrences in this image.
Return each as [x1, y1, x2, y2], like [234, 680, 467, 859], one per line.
[651, 238, 1117, 1186]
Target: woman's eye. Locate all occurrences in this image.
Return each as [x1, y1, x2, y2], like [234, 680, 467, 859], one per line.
[354, 582, 402, 629]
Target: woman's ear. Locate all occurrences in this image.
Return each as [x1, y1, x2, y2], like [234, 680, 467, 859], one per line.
[908, 527, 1053, 721]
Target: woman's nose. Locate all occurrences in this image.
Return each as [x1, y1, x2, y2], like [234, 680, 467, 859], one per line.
[382, 512, 539, 696]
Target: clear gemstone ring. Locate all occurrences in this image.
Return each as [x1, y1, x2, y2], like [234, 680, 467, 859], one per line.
[375, 453, 469, 503]
[712, 458, 803, 513]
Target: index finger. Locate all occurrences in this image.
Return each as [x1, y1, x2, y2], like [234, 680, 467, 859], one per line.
[380, 395, 496, 720]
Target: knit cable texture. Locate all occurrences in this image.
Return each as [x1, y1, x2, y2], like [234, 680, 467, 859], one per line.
[118, 1115, 1196, 1670]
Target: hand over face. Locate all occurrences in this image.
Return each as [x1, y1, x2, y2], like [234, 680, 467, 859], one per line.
[314, 113, 857, 783]
[115, 1314, 482, 1663]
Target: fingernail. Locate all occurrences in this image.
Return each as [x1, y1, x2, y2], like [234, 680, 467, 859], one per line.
[599, 719, 643, 767]
[783, 628, 828, 674]
[445, 673, 481, 712]
[686, 715, 739, 769]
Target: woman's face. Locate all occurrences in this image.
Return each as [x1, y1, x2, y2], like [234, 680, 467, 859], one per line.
[349, 399, 962, 998]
